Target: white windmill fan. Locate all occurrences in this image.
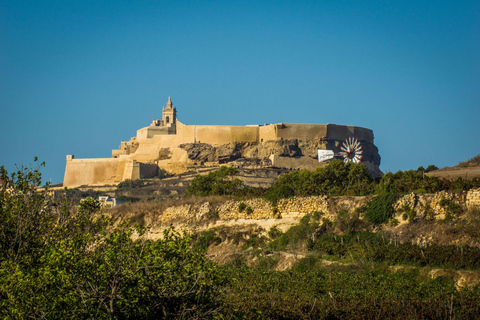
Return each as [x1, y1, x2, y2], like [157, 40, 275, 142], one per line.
[340, 137, 363, 164]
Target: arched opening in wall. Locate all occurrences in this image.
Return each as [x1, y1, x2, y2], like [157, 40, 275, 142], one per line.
[166, 116, 170, 123]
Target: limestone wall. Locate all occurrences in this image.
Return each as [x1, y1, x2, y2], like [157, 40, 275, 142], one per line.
[276, 196, 328, 214]
[156, 191, 473, 225]
[64, 157, 134, 187]
[275, 123, 328, 141]
[466, 188, 480, 207]
[194, 125, 259, 145]
[326, 124, 374, 143]
[258, 124, 278, 142]
[160, 195, 329, 223]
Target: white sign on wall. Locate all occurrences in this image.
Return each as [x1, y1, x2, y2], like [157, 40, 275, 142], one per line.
[318, 150, 334, 162]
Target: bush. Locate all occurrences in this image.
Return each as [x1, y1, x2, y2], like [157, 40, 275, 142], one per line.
[364, 193, 399, 224]
[268, 214, 319, 251]
[439, 198, 463, 221]
[194, 229, 222, 251]
[116, 195, 140, 203]
[334, 209, 366, 234]
[238, 202, 247, 212]
[268, 226, 282, 239]
[264, 185, 295, 205]
[116, 179, 143, 191]
[185, 166, 242, 196]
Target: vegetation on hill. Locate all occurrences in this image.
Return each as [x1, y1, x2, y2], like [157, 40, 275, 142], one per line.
[457, 154, 480, 167]
[186, 160, 480, 201]
[185, 166, 242, 196]
[194, 208, 480, 319]
[0, 162, 221, 319]
[3, 159, 480, 319]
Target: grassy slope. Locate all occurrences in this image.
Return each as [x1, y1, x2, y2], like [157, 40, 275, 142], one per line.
[427, 154, 480, 180]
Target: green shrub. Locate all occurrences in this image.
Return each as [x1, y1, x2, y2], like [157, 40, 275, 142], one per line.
[255, 256, 278, 271]
[407, 208, 416, 222]
[439, 198, 463, 220]
[240, 233, 266, 250]
[116, 195, 140, 203]
[116, 179, 143, 191]
[245, 206, 253, 215]
[207, 209, 219, 220]
[268, 214, 319, 251]
[268, 226, 282, 239]
[364, 193, 399, 224]
[424, 203, 435, 221]
[238, 202, 247, 213]
[334, 209, 366, 234]
[185, 166, 242, 196]
[194, 229, 222, 251]
[389, 218, 399, 226]
[264, 185, 295, 205]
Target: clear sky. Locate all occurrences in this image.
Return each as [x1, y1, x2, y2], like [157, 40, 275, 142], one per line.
[1, 0, 479, 184]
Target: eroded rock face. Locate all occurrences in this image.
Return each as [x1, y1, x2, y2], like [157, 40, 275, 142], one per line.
[243, 139, 302, 158]
[216, 143, 242, 162]
[179, 143, 216, 162]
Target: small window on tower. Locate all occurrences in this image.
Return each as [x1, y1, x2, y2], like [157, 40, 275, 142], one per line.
[166, 116, 170, 123]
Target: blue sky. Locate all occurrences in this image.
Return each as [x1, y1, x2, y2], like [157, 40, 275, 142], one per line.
[1, 0, 479, 184]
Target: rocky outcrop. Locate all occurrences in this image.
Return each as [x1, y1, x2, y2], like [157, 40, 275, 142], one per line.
[179, 143, 216, 162]
[216, 143, 242, 162]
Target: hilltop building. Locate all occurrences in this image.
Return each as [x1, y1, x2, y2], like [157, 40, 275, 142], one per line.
[64, 97, 381, 187]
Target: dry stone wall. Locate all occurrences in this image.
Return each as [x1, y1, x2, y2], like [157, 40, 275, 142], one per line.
[158, 190, 478, 224]
[277, 196, 328, 214]
[466, 188, 480, 207]
[160, 195, 328, 223]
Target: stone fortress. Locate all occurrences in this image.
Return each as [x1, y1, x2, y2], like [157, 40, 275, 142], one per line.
[63, 97, 381, 187]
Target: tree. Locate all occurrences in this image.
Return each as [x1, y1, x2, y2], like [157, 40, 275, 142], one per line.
[0, 161, 222, 319]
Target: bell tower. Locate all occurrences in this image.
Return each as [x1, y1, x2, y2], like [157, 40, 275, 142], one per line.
[162, 96, 176, 125]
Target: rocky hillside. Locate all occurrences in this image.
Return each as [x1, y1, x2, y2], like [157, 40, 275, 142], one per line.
[109, 188, 480, 267]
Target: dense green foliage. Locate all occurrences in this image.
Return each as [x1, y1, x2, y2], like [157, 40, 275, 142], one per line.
[364, 193, 399, 224]
[4, 160, 480, 319]
[269, 160, 375, 196]
[0, 162, 221, 319]
[185, 160, 480, 205]
[310, 232, 480, 269]
[268, 214, 320, 251]
[185, 166, 242, 196]
[220, 265, 480, 319]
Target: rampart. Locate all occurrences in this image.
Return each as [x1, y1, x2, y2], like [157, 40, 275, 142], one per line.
[64, 97, 381, 187]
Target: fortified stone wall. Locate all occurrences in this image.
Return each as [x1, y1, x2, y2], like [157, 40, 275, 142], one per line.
[63, 157, 136, 186]
[64, 97, 381, 187]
